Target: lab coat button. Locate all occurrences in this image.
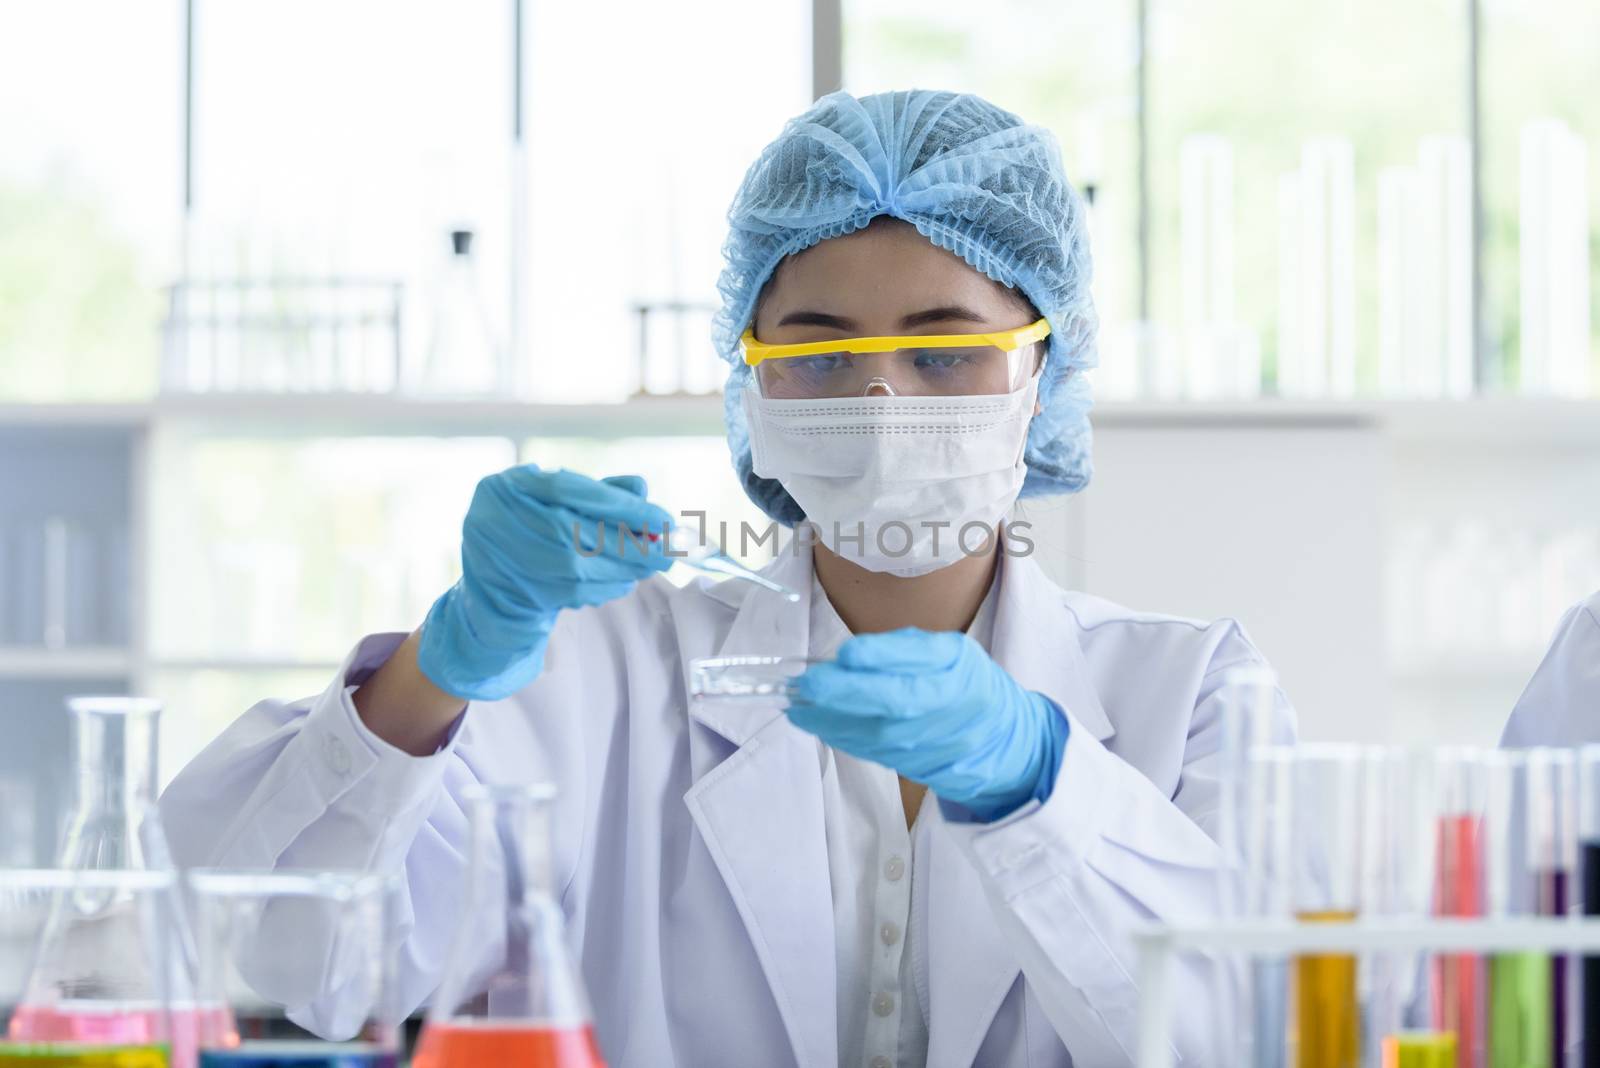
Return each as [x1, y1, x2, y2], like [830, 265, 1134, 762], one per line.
[872, 992, 895, 1017]
[879, 921, 900, 946]
[870, 1057, 892, 1068]
[326, 736, 352, 776]
[883, 855, 905, 881]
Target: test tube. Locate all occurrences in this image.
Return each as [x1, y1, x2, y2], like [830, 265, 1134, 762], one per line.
[1581, 745, 1600, 1068]
[1485, 749, 1574, 1068]
[1240, 741, 1296, 1068]
[1289, 745, 1369, 1068]
[1213, 667, 1288, 1065]
[1528, 748, 1577, 1064]
[1368, 748, 1441, 1066]
[1432, 748, 1489, 1068]
[1385, 1032, 1461, 1068]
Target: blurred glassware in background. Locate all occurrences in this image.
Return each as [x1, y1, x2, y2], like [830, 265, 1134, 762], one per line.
[0, 869, 188, 1068]
[189, 871, 400, 1068]
[0, 775, 37, 869]
[0, 518, 127, 651]
[420, 229, 505, 397]
[1277, 138, 1357, 400]
[413, 784, 605, 1068]
[161, 279, 403, 396]
[1519, 118, 1592, 399]
[630, 301, 722, 397]
[147, 435, 511, 667]
[1388, 522, 1600, 672]
[1377, 136, 1474, 401]
[1178, 135, 1262, 400]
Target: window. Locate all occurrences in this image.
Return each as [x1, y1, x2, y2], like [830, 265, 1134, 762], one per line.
[1480, 0, 1600, 393]
[843, 0, 1141, 394]
[0, 1, 181, 400]
[1147, 0, 1465, 396]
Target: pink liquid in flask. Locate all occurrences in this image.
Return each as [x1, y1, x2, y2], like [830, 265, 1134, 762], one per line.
[9, 1002, 236, 1068]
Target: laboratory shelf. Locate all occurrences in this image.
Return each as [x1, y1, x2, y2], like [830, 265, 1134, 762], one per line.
[1388, 653, 1544, 684]
[0, 403, 150, 429]
[0, 647, 134, 678]
[1, 394, 1598, 442]
[150, 392, 730, 438]
[149, 655, 343, 673]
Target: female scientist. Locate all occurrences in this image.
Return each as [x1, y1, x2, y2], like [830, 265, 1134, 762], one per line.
[1499, 588, 1600, 746]
[163, 90, 1296, 1066]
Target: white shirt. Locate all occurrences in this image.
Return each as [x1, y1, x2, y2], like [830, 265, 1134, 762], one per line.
[811, 575, 1000, 1068]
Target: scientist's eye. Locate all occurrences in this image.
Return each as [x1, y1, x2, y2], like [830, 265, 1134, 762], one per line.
[792, 353, 853, 375]
[912, 349, 974, 372]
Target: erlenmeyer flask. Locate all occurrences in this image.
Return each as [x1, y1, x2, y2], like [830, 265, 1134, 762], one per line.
[412, 784, 605, 1068]
[56, 697, 173, 871]
[2, 868, 183, 1067]
[11, 697, 224, 1068]
[190, 871, 401, 1068]
[421, 229, 505, 396]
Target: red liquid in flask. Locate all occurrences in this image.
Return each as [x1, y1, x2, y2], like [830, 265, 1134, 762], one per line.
[411, 1021, 605, 1068]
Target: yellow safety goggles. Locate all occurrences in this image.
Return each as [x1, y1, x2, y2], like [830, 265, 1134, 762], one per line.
[741, 317, 1050, 365]
[740, 318, 1050, 400]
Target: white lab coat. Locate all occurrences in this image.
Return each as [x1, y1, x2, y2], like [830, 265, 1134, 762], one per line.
[1499, 589, 1600, 747]
[161, 541, 1296, 1067]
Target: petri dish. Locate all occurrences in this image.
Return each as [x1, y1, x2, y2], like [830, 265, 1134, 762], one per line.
[688, 655, 822, 703]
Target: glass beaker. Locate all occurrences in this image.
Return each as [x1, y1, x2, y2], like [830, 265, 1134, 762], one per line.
[0, 868, 184, 1067]
[687, 656, 819, 705]
[421, 229, 504, 396]
[412, 784, 605, 1068]
[189, 871, 400, 1068]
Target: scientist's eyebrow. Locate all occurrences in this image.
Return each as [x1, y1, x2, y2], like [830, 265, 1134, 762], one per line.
[774, 305, 991, 331]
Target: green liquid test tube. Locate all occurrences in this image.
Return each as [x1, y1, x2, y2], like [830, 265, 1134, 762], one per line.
[1488, 951, 1552, 1068]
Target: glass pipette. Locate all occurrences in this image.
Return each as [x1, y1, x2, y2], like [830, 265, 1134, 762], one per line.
[641, 529, 801, 602]
[677, 544, 801, 602]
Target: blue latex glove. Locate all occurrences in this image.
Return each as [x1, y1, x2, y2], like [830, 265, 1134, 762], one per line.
[418, 466, 674, 700]
[788, 627, 1070, 822]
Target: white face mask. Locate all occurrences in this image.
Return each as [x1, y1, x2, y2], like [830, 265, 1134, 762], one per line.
[742, 375, 1038, 576]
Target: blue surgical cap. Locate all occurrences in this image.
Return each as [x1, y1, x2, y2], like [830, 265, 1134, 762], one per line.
[714, 88, 1099, 526]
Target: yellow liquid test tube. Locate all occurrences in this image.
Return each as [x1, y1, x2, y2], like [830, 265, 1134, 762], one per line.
[1383, 1032, 1458, 1068]
[1293, 910, 1360, 1068]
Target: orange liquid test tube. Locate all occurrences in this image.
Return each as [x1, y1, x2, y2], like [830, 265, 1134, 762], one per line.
[1293, 910, 1360, 1068]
